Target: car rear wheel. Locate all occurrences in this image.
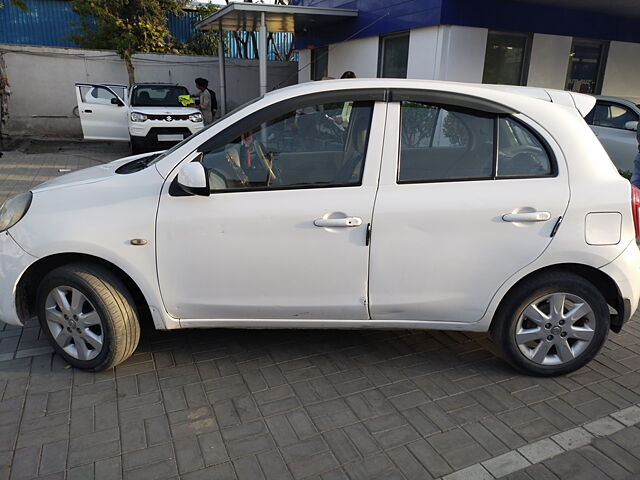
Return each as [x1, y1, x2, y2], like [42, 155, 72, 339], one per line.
[491, 272, 609, 376]
[36, 263, 140, 371]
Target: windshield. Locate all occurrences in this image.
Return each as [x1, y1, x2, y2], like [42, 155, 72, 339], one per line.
[131, 85, 190, 107]
[148, 95, 264, 167]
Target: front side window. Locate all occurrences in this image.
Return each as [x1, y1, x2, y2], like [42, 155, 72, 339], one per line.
[79, 86, 118, 105]
[589, 103, 639, 129]
[399, 101, 494, 182]
[131, 86, 190, 107]
[379, 33, 409, 79]
[482, 31, 531, 86]
[199, 100, 374, 192]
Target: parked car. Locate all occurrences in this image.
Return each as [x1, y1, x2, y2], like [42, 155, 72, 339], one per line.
[74, 82, 205, 154]
[585, 95, 639, 172]
[2, 79, 638, 376]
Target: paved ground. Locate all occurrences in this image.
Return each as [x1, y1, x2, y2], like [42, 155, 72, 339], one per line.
[1, 138, 640, 480]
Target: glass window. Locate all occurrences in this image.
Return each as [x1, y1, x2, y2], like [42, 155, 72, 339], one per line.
[497, 118, 552, 177]
[379, 33, 409, 78]
[483, 31, 531, 86]
[199, 100, 374, 192]
[79, 85, 118, 105]
[566, 40, 609, 95]
[590, 103, 639, 129]
[311, 46, 328, 81]
[131, 85, 190, 107]
[398, 101, 494, 182]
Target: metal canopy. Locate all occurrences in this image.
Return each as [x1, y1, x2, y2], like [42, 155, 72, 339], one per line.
[195, 3, 358, 33]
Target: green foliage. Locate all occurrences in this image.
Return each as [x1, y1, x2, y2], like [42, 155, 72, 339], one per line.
[69, 0, 189, 84]
[184, 4, 220, 56]
[0, 0, 27, 11]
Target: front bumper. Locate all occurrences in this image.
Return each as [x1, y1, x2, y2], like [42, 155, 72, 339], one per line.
[0, 232, 36, 326]
[129, 122, 203, 144]
[600, 240, 640, 331]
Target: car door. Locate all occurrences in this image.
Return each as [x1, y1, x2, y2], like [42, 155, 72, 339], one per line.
[155, 91, 386, 321]
[74, 83, 129, 141]
[369, 93, 570, 324]
[587, 101, 639, 172]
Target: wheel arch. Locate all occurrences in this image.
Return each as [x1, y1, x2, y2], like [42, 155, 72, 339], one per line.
[490, 263, 625, 333]
[16, 253, 153, 329]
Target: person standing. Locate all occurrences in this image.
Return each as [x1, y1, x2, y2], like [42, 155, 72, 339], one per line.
[631, 126, 640, 188]
[193, 78, 215, 125]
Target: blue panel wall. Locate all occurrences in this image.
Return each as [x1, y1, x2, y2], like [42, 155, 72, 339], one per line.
[292, 0, 640, 46]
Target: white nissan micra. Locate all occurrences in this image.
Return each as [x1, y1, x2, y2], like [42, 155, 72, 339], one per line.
[1, 79, 638, 376]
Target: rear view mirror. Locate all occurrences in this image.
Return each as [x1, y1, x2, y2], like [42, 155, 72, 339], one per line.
[625, 121, 638, 131]
[110, 97, 124, 106]
[176, 161, 210, 196]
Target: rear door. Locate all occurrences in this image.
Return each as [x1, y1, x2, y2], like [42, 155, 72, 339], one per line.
[75, 83, 129, 141]
[586, 100, 639, 172]
[369, 92, 570, 324]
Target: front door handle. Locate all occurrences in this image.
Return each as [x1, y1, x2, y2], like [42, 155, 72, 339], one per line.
[83, 109, 93, 114]
[502, 211, 551, 222]
[314, 217, 362, 228]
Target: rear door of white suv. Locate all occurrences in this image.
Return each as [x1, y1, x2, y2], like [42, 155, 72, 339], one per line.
[369, 90, 570, 324]
[75, 83, 129, 141]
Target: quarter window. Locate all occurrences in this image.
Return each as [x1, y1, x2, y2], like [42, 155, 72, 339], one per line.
[199, 100, 374, 192]
[497, 118, 552, 177]
[398, 101, 494, 182]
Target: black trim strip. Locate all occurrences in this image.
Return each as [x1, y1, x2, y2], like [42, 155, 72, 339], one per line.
[389, 89, 518, 115]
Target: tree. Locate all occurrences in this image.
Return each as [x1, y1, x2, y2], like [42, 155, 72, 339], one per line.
[0, 0, 27, 11]
[69, 0, 189, 86]
[185, 3, 221, 56]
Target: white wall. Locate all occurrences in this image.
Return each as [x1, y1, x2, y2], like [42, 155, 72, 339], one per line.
[526, 34, 572, 89]
[406, 26, 440, 80]
[601, 41, 640, 102]
[2, 44, 298, 137]
[298, 49, 311, 83]
[327, 36, 379, 79]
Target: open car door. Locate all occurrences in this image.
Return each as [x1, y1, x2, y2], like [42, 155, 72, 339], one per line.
[75, 83, 129, 141]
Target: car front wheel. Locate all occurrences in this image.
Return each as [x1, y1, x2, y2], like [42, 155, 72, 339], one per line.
[36, 263, 140, 371]
[491, 272, 609, 376]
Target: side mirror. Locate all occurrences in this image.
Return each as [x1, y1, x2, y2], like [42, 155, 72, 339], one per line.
[110, 97, 124, 106]
[625, 121, 638, 131]
[176, 161, 210, 196]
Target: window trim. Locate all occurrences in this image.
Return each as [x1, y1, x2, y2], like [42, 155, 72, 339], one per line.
[395, 100, 558, 185]
[482, 30, 533, 86]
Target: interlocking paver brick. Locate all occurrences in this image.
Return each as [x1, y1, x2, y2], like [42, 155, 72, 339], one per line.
[482, 450, 530, 477]
[517, 438, 564, 464]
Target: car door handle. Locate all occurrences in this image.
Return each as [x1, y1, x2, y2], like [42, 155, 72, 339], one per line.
[83, 109, 93, 114]
[314, 217, 362, 227]
[502, 211, 551, 222]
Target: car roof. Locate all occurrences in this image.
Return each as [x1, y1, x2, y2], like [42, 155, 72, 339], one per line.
[133, 83, 185, 87]
[262, 78, 596, 117]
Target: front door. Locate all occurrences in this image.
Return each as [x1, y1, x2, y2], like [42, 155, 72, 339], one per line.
[369, 97, 570, 324]
[75, 83, 129, 141]
[156, 93, 386, 321]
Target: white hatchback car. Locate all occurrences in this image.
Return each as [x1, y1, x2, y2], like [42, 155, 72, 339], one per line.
[75, 82, 205, 154]
[2, 79, 639, 376]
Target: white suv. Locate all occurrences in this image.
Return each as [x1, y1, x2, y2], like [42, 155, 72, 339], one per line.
[74, 82, 205, 153]
[2, 79, 639, 376]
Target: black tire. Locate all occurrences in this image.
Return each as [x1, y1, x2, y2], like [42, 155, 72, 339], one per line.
[36, 263, 140, 371]
[491, 272, 609, 377]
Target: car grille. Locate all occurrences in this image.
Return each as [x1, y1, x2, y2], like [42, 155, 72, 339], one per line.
[147, 114, 190, 121]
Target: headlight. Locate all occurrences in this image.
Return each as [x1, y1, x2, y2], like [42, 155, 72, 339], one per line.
[0, 192, 32, 232]
[131, 112, 148, 122]
[189, 113, 203, 123]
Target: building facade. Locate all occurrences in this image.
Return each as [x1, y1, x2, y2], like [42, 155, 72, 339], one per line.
[292, 0, 640, 101]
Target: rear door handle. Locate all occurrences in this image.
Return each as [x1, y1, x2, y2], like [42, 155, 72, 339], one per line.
[314, 217, 362, 228]
[83, 109, 93, 114]
[502, 211, 551, 222]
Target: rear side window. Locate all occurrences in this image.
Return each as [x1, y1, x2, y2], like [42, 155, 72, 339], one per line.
[497, 117, 552, 177]
[398, 101, 554, 183]
[398, 101, 494, 182]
